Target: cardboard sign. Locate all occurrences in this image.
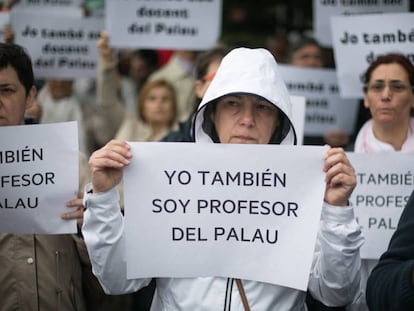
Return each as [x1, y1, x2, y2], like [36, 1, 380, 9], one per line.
[0, 122, 79, 234]
[105, 0, 222, 50]
[331, 12, 414, 98]
[348, 152, 414, 259]
[123, 142, 327, 290]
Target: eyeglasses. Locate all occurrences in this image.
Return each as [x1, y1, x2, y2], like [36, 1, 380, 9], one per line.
[366, 81, 414, 94]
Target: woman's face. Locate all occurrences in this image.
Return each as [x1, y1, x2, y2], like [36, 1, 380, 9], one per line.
[364, 63, 414, 128]
[142, 86, 175, 125]
[211, 94, 279, 144]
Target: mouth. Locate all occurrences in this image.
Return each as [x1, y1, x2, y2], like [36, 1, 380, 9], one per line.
[232, 135, 256, 143]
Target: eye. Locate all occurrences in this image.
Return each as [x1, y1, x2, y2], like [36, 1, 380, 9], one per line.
[390, 82, 407, 92]
[222, 98, 240, 107]
[369, 83, 384, 92]
[256, 102, 273, 111]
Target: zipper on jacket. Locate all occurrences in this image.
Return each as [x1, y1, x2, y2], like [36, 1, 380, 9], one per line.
[223, 278, 234, 311]
[55, 250, 62, 310]
[33, 235, 40, 311]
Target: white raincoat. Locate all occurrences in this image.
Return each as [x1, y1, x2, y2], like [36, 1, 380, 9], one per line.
[82, 48, 363, 310]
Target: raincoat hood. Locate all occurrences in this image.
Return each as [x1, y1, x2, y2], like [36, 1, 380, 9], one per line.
[192, 47, 297, 145]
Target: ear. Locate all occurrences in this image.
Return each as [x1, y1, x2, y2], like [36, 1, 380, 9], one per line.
[194, 80, 204, 99]
[363, 95, 370, 109]
[25, 86, 37, 110]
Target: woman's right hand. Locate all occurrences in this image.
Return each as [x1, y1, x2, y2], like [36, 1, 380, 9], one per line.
[97, 30, 114, 65]
[89, 140, 132, 193]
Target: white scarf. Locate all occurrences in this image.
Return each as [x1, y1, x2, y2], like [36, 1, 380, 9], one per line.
[354, 118, 414, 153]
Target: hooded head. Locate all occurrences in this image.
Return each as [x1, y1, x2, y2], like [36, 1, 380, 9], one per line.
[192, 47, 296, 145]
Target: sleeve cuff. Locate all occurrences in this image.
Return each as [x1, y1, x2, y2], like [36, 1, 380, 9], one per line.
[83, 183, 120, 210]
[321, 202, 355, 224]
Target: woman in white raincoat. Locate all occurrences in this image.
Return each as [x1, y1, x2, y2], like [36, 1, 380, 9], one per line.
[82, 48, 363, 310]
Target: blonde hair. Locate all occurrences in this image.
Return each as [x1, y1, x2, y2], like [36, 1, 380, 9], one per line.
[137, 79, 177, 127]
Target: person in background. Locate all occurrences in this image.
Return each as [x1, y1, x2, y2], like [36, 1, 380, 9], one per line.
[0, 41, 90, 311]
[81, 47, 363, 310]
[115, 78, 178, 142]
[37, 79, 87, 154]
[148, 48, 198, 122]
[266, 32, 290, 64]
[349, 53, 414, 311]
[118, 48, 160, 117]
[288, 37, 351, 149]
[95, 31, 179, 143]
[161, 45, 229, 142]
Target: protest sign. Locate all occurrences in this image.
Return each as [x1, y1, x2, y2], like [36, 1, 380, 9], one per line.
[11, 10, 103, 79]
[331, 12, 414, 98]
[313, 0, 409, 47]
[12, 0, 83, 8]
[348, 152, 414, 259]
[290, 95, 306, 145]
[106, 0, 222, 49]
[123, 142, 326, 290]
[280, 65, 359, 136]
[0, 122, 79, 234]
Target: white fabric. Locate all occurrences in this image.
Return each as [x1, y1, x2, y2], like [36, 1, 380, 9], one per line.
[354, 118, 414, 153]
[82, 48, 363, 310]
[194, 47, 296, 145]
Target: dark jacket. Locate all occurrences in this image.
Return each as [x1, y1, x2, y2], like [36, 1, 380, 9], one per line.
[366, 190, 414, 311]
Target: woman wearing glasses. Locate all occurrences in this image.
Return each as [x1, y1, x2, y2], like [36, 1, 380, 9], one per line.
[349, 53, 414, 311]
[354, 53, 414, 153]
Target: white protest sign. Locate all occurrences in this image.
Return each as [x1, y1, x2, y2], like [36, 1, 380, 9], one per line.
[290, 95, 306, 145]
[106, 0, 222, 50]
[347, 152, 414, 260]
[11, 11, 103, 79]
[12, 0, 83, 8]
[11, 6, 84, 18]
[0, 122, 78, 234]
[331, 12, 414, 98]
[280, 65, 359, 136]
[123, 142, 326, 290]
[313, 0, 409, 47]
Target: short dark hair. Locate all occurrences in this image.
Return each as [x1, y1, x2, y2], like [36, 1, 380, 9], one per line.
[288, 37, 322, 63]
[0, 43, 34, 96]
[195, 45, 229, 80]
[362, 53, 414, 92]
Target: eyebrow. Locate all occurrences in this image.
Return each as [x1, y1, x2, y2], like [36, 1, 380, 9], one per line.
[372, 79, 405, 83]
[0, 83, 15, 87]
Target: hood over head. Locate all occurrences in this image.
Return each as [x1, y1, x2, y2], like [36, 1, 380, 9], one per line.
[192, 47, 296, 145]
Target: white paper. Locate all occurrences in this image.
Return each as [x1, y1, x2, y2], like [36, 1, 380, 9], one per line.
[330, 12, 414, 98]
[290, 95, 306, 145]
[280, 65, 359, 136]
[105, 0, 222, 50]
[11, 11, 103, 79]
[347, 152, 414, 259]
[0, 122, 79, 234]
[123, 142, 326, 291]
[313, 0, 409, 47]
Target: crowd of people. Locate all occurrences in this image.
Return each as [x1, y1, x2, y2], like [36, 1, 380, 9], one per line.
[1, 3, 414, 311]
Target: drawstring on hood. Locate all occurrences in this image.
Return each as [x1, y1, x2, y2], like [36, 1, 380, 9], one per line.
[192, 47, 297, 145]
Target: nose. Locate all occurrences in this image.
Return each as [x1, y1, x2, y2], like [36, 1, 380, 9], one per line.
[239, 105, 256, 127]
[380, 85, 392, 101]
